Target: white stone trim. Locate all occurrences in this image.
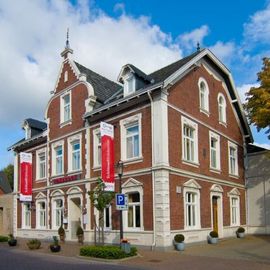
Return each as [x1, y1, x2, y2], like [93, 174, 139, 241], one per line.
[120, 113, 142, 162]
[36, 147, 47, 181]
[198, 77, 209, 115]
[35, 199, 47, 230]
[67, 133, 82, 173]
[51, 140, 64, 177]
[183, 179, 201, 230]
[181, 116, 199, 164]
[228, 141, 239, 177]
[209, 131, 221, 171]
[217, 93, 227, 125]
[93, 128, 101, 168]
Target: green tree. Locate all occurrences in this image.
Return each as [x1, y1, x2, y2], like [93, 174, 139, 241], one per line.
[245, 57, 270, 138]
[2, 164, 14, 190]
[88, 178, 115, 246]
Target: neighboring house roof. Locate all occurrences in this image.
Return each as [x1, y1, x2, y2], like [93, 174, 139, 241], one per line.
[247, 144, 269, 154]
[0, 172, 12, 194]
[23, 118, 47, 131]
[74, 62, 122, 103]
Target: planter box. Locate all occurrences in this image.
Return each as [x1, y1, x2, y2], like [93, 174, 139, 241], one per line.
[237, 232, 245, 238]
[208, 236, 218, 244]
[50, 245, 61, 252]
[175, 242, 185, 251]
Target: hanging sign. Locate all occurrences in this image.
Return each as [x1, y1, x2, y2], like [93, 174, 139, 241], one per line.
[19, 152, 33, 201]
[100, 122, 115, 191]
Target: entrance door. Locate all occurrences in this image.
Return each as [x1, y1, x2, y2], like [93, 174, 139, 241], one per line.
[69, 198, 81, 239]
[212, 196, 218, 233]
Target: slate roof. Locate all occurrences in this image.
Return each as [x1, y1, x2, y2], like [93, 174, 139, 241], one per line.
[148, 50, 201, 84]
[24, 118, 47, 131]
[0, 172, 12, 194]
[74, 62, 122, 103]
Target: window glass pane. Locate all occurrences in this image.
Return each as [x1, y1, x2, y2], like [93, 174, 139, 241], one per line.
[135, 205, 141, 227]
[129, 193, 140, 203]
[126, 137, 133, 159]
[105, 207, 110, 228]
[128, 206, 133, 227]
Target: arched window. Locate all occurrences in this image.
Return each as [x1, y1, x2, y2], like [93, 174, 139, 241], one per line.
[198, 78, 209, 114]
[218, 93, 226, 124]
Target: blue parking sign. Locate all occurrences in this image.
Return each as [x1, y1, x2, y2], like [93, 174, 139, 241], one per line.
[116, 194, 128, 210]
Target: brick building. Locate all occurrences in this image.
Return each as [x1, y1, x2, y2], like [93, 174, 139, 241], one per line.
[9, 41, 252, 249]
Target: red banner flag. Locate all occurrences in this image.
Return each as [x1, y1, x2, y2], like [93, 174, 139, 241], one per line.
[20, 152, 32, 201]
[101, 122, 115, 191]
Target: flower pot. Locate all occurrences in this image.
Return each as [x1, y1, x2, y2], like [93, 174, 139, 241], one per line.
[50, 245, 61, 252]
[208, 236, 218, 244]
[8, 239, 17, 246]
[237, 232, 245, 238]
[59, 234, 65, 242]
[175, 242, 185, 251]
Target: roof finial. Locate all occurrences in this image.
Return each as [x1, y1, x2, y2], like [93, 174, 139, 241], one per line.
[66, 28, 70, 49]
[61, 28, 73, 59]
[197, 42, 201, 52]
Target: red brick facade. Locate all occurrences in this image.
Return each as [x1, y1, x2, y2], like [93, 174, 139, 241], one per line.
[12, 48, 251, 248]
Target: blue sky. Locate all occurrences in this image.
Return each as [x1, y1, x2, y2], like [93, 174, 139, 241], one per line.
[0, 0, 270, 169]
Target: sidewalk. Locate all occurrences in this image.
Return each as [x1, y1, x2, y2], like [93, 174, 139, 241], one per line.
[2, 235, 270, 270]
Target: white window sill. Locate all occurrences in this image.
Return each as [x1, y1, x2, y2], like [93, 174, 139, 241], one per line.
[67, 169, 82, 175]
[36, 177, 47, 182]
[210, 168, 221, 174]
[21, 227, 31, 230]
[229, 173, 239, 179]
[182, 160, 200, 168]
[200, 108, 210, 117]
[93, 165, 101, 171]
[51, 173, 65, 179]
[184, 226, 201, 231]
[60, 119, 72, 128]
[219, 121, 227, 127]
[122, 156, 143, 165]
[123, 227, 144, 232]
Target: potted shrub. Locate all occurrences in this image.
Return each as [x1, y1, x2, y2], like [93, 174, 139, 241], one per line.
[236, 227, 245, 238]
[8, 234, 17, 247]
[173, 234, 185, 251]
[27, 239, 41, 250]
[76, 225, 84, 244]
[58, 225, 65, 242]
[50, 236, 61, 252]
[208, 231, 218, 244]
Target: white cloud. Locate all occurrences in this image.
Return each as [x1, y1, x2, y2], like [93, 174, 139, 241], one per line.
[244, 2, 270, 45]
[236, 83, 259, 103]
[209, 41, 236, 65]
[177, 25, 209, 51]
[0, 0, 182, 126]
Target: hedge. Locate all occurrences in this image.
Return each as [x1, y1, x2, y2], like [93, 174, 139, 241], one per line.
[0, 235, 8, 242]
[80, 245, 137, 259]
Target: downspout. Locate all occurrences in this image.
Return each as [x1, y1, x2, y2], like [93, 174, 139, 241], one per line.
[148, 91, 156, 250]
[243, 140, 249, 232]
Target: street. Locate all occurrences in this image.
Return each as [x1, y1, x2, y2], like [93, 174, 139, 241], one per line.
[0, 246, 142, 270]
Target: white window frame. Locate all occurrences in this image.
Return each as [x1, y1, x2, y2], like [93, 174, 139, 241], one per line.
[122, 179, 144, 232]
[181, 116, 199, 164]
[68, 134, 82, 173]
[60, 91, 72, 124]
[22, 202, 31, 229]
[230, 196, 240, 226]
[94, 205, 112, 231]
[217, 93, 226, 125]
[209, 131, 220, 171]
[198, 77, 209, 115]
[36, 200, 46, 229]
[93, 128, 101, 168]
[36, 148, 47, 180]
[51, 197, 64, 230]
[120, 113, 142, 162]
[183, 180, 201, 230]
[51, 140, 64, 176]
[123, 73, 136, 96]
[228, 141, 238, 176]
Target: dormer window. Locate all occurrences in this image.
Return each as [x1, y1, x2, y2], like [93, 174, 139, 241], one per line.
[25, 126, 31, 140]
[124, 74, 136, 96]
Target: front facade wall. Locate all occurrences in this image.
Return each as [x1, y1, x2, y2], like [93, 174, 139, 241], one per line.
[14, 56, 247, 249]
